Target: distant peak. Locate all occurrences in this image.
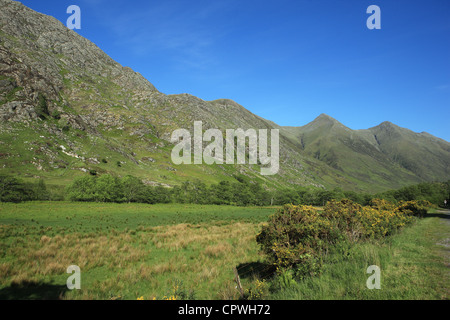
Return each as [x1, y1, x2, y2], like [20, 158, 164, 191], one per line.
[317, 113, 335, 120]
[299, 113, 348, 131]
[376, 121, 400, 130]
[312, 113, 340, 124]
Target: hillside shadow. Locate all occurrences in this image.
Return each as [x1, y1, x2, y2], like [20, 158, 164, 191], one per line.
[0, 280, 68, 300]
[236, 262, 275, 280]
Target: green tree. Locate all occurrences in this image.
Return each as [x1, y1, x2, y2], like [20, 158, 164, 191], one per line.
[95, 175, 123, 202]
[66, 176, 96, 201]
[121, 175, 146, 203]
[234, 180, 255, 206]
[33, 179, 49, 200]
[153, 186, 171, 203]
[213, 181, 234, 205]
[0, 175, 35, 202]
[316, 189, 334, 206]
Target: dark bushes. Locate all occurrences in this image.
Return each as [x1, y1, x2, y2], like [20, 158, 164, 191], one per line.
[0, 175, 49, 202]
[66, 175, 170, 204]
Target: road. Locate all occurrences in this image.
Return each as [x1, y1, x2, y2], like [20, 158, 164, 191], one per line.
[435, 209, 450, 268]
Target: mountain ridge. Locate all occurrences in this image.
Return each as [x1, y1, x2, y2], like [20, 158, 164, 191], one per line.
[1, 0, 449, 193]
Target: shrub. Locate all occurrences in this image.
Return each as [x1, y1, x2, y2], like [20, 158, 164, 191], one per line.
[67, 174, 159, 204]
[33, 179, 50, 201]
[0, 175, 50, 202]
[245, 279, 269, 300]
[270, 269, 298, 291]
[95, 175, 123, 202]
[257, 199, 429, 281]
[256, 204, 340, 278]
[357, 206, 411, 238]
[322, 199, 363, 242]
[121, 175, 147, 203]
[0, 175, 34, 202]
[369, 198, 397, 211]
[324, 199, 416, 239]
[396, 200, 432, 218]
[66, 176, 97, 202]
[62, 124, 70, 133]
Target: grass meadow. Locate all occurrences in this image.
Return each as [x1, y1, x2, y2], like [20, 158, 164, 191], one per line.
[0, 202, 448, 300]
[0, 202, 274, 300]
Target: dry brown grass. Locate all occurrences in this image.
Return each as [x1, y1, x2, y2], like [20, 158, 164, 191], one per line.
[3, 231, 150, 283]
[150, 222, 261, 250]
[0, 263, 12, 278]
[204, 242, 232, 258]
[217, 280, 241, 300]
[1, 220, 266, 299]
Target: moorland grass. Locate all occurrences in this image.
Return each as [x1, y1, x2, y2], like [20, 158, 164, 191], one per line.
[0, 202, 447, 300]
[0, 202, 273, 300]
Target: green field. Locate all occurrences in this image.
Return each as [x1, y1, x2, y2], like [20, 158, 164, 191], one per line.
[0, 202, 448, 300]
[0, 202, 274, 300]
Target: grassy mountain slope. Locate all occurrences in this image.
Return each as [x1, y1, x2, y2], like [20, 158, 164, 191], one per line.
[0, 0, 449, 193]
[282, 114, 450, 191]
[362, 122, 450, 181]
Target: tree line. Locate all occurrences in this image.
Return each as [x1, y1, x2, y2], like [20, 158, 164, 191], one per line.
[1, 173, 449, 207]
[0, 175, 50, 202]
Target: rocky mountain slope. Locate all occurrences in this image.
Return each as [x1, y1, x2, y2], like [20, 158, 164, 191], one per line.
[1, 0, 449, 193]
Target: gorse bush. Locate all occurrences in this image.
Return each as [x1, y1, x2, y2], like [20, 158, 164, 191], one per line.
[369, 198, 397, 211]
[256, 199, 430, 279]
[322, 199, 364, 242]
[256, 204, 342, 278]
[325, 198, 414, 239]
[324, 199, 430, 239]
[358, 205, 412, 238]
[245, 279, 269, 300]
[396, 200, 432, 218]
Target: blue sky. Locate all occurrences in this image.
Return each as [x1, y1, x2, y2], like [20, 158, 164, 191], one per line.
[19, 0, 450, 141]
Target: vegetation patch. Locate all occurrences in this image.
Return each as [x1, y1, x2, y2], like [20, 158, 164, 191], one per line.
[0, 202, 273, 300]
[268, 210, 449, 300]
[256, 199, 433, 279]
